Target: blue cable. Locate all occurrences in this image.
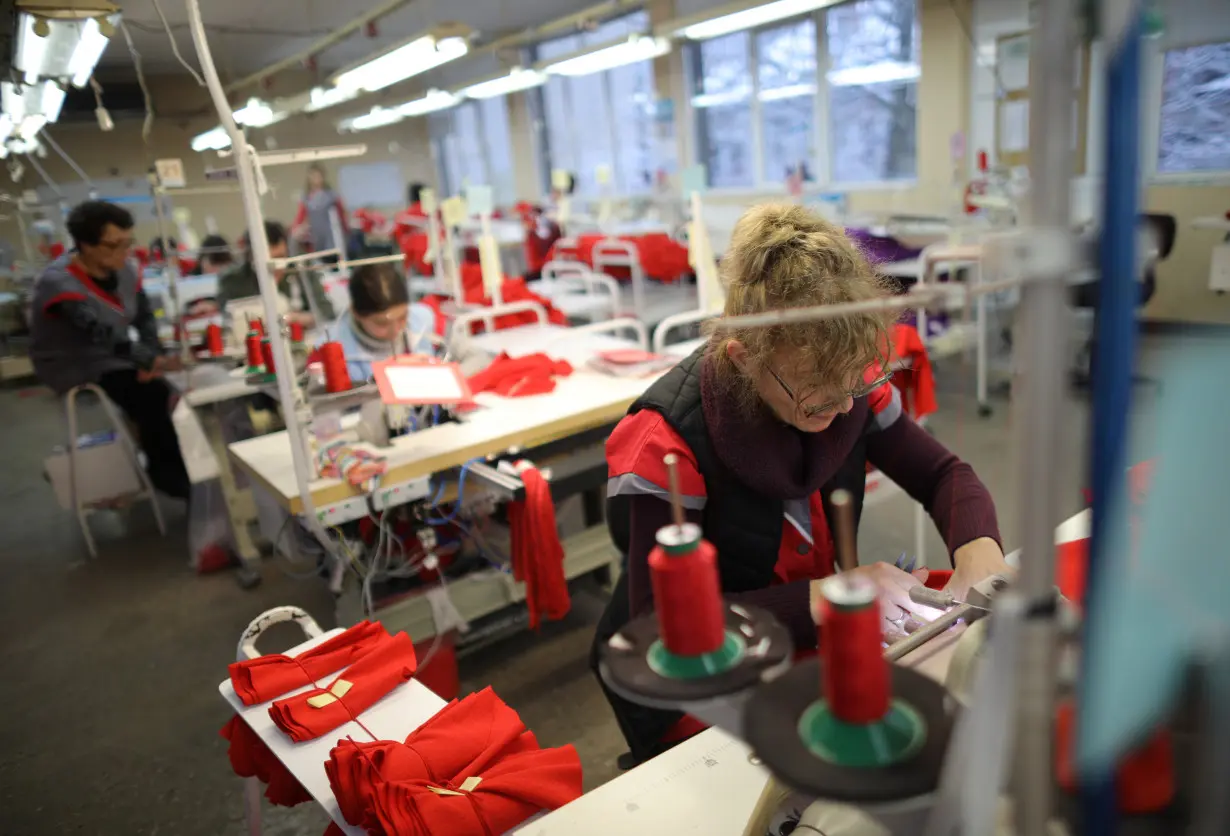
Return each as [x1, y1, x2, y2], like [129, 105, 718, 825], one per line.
[1082, 12, 1144, 836]
[432, 404, 441, 427]
[425, 459, 479, 525]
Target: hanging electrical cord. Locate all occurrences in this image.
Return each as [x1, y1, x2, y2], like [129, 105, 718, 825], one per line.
[118, 20, 155, 141]
[425, 459, 479, 525]
[151, 0, 207, 85]
[39, 129, 94, 189]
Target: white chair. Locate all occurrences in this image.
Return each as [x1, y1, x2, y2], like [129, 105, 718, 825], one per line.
[56, 384, 166, 558]
[535, 260, 622, 322]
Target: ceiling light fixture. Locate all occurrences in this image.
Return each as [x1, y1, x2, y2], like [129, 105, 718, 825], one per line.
[16, 11, 117, 88]
[399, 89, 461, 117]
[192, 126, 232, 153]
[541, 34, 670, 77]
[303, 85, 360, 113]
[461, 67, 547, 99]
[331, 25, 471, 95]
[233, 97, 287, 128]
[676, 0, 840, 41]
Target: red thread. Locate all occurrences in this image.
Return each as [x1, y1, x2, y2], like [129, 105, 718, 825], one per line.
[289, 320, 305, 343]
[245, 332, 263, 367]
[649, 537, 725, 656]
[320, 340, 351, 393]
[261, 338, 275, 374]
[205, 323, 224, 356]
[250, 317, 265, 337]
[820, 586, 890, 724]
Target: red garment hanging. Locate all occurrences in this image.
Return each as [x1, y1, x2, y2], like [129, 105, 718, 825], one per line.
[327, 687, 539, 829]
[889, 323, 938, 419]
[508, 466, 571, 629]
[468, 352, 573, 398]
[268, 631, 418, 743]
[220, 715, 312, 807]
[229, 621, 389, 706]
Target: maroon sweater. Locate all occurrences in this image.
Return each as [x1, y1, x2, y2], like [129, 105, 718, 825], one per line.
[623, 380, 1001, 650]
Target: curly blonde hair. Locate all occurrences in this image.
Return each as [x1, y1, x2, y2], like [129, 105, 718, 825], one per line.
[707, 203, 895, 410]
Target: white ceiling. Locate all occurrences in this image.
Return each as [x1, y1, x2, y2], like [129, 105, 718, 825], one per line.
[101, 0, 613, 80]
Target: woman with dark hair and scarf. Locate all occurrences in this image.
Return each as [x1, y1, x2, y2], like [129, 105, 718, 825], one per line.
[595, 203, 1010, 766]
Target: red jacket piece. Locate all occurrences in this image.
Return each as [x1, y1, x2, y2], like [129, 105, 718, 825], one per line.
[509, 466, 571, 629]
[890, 323, 938, 419]
[220, 715, 313, 807]
[547, 233, 690, 283]
[268, 631, 418, 743]
[228, 620, 389, 706]
[468, 352, 574, 398]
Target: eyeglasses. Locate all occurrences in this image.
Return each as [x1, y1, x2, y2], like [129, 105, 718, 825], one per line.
[767, 366, 894, 418]
[96, 237, 134, 253]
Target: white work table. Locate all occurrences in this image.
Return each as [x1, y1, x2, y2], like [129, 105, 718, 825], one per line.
[466, 323, 641, 368]
[229, 369, 659, 513]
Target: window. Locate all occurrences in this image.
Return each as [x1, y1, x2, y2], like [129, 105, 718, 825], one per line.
[1156, 41, 1230, 174]
[429, 97, 516, 205]
[826, 0, 920, 183]
[689, 0, 918, 189]
[534, 11, 657, 196]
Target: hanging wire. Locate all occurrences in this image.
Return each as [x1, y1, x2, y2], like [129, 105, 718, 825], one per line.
[150, 0, 207, 86]
[118, 20, 155, 142]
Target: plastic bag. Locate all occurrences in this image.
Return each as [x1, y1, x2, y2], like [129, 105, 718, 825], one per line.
[188, 477, 234, 574]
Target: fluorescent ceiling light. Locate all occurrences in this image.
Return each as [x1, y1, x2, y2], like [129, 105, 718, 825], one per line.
[340, 107, 406, 133]
[192, 126, 232, 153]
[333, 34, 469, 95]
[303, 85, 359, 113]
[399, 89, 461, 117]
[543, 35, 670, 77]
[17, 13, 117, 88]
[17, 115, 48, 141]
[462, 68, 546, 99]
[1, 81, 67, 123]
[758, 82, 816, 101]
[256, 145, 369, 166]
[678, 0, 838, 40]
[827, 61, 920, 87]
[233, 98, 287, 128]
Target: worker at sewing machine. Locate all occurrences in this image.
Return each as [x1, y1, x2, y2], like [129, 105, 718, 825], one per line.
[218, 220, 335, 328]
[596, 203, 1011, 764]
[28, 199, 190, 501]
[317, 261, 436, 381]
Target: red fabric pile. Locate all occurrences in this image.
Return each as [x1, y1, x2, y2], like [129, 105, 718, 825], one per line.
[547, 232, 691, 283]
[889, 323, 938, 419]
[418, 264, 570, 338]
[228, 620, 388, 706]
[468, 353, 574, 398]
[325, 687, 583, 835]
[354, 208, 389, 236]
[220, 715, 313, 807]
[508, 465, 571, 629]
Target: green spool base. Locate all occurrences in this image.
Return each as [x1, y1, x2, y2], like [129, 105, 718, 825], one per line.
[647, 631, 746, 680]
[797, 699, 927, 768]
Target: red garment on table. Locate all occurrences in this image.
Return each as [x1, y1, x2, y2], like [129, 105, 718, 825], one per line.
[228, 620, 389, 706]
[354, 208, 388, 236]
[268, 631, 418, 743]
[468, 352, 573, 398]
[326, 688, 582, 836]
[509, 466, 570, 629]
[547, 233, 691, 283]
[220, 715, 312, 807]
[890, 323, 938, 419]
[458, 263, 569, 326]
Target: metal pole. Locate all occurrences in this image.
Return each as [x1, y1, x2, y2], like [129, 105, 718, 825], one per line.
[149, 179, 191, 369]
[1081, 4, 1144, 833]
[1012, 0, 1079, 831]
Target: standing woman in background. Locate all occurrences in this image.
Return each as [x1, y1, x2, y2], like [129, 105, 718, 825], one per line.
[292, 164, 348, 260]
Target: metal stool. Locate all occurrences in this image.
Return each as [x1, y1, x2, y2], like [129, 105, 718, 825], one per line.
[63, 383, 167, 558]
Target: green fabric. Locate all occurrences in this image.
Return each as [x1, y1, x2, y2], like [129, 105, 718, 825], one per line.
[217, 261, 335, 321]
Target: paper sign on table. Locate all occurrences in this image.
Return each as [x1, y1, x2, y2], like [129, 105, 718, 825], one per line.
[440, 196, 467, 227]
[465, 184, 494, 217]
[419, 187, 437, 213]
[372, 358, 472, 406]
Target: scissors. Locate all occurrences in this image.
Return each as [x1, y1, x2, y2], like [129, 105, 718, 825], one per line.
[894, 552, 919, 572]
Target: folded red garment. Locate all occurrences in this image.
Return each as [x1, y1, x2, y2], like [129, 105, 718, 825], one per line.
[509, 466, 571, 629]
[220, 715, 312, 807]
[327, 687, 539, 829]
[269, 631, 418, 743]
[367, 745, 583, 836]
[228, 621, 389, 706]
[468, 352, 573, 398]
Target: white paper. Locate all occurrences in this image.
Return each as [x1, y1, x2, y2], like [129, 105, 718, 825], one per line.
[383, 365, 466, 403]
[465, 184, 494, 217]
[998, 100, 1030, 154]
[997, 35, 1031, 93]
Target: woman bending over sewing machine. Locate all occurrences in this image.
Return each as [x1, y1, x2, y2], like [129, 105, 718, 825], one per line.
[595, 203, 1010, 764]
[325, 262, 436, 382]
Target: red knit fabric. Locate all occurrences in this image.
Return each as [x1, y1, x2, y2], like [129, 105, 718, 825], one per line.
[890, 323, 938, 419]
[269, 632, 418, 743]
[508, 466, 571, 629]
[325, 688, 582, 835]
[457, 263, 569, 329]
[220, 715, 313, 807]
[546, 233, 691, 283]
[228, 621, 389, 706]
[468, 353, 573, 398]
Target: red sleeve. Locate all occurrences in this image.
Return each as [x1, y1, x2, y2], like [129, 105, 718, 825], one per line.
[293, 201, 308, 228]
[335, 197, 350, 233]
[606, 410, 706, 502]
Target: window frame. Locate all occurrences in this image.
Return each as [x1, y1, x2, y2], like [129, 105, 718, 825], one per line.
[1142, 35, 1230, 185]
[430, 97, 519, 204]
[686, 2, 921, 194]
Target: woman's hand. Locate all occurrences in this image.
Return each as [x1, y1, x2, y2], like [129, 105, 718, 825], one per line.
[946, 537, 1013, 600]
[811, 562, 944, 634]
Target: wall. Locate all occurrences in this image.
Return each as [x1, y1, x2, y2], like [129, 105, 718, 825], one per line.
[972, 0, 1230, 325]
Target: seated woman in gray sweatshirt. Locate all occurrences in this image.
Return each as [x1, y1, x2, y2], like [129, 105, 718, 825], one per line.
[29, 200, 190, 500]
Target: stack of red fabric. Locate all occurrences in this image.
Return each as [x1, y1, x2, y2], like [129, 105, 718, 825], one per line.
[468, 353, 574, 398]
[889, 323, 937, 419]
[418, 263, 570, 337]
[228, 621, 389, 706]
[220, 715, 313, 807]
[325, 687, 583, 835]
[508, 465, 571, 629]
[547, 233, 691, 283]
